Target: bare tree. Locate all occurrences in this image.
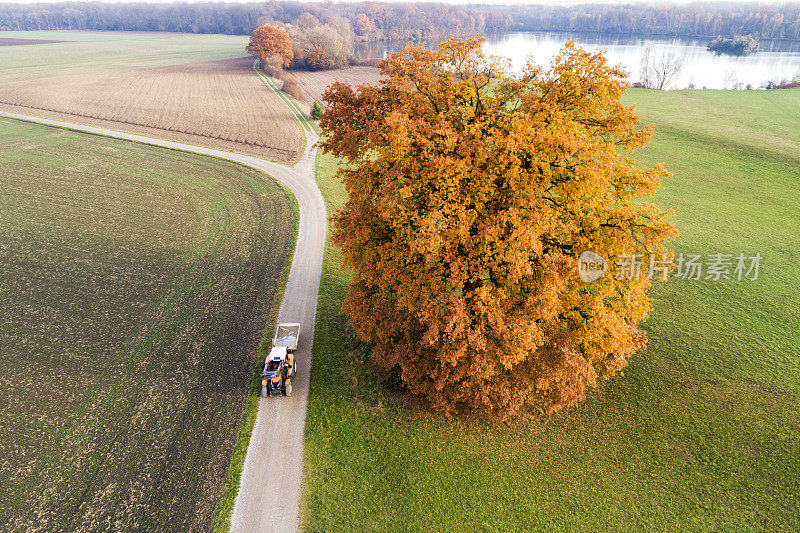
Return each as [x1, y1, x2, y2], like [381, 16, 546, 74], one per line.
[639, 46, 685, 90]
[724, 70, 743, 90]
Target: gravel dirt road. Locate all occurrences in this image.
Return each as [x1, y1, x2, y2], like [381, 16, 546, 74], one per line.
[0, 109, 325, 533]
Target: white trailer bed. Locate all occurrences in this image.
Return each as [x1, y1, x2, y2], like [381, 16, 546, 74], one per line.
[273, 323, 300, 351]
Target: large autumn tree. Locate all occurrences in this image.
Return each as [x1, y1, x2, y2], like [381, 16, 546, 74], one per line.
[246, 24, 293, 68]
[320, 37, 677, 420]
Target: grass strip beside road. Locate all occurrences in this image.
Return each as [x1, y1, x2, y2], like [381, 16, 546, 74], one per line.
[253, 63, 313, 160]
[210, 62, 314, 533]
[210, 194, 300, 533]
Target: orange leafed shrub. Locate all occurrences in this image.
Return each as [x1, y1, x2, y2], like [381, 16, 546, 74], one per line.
[246, 24, 294, 68]
[320, 37, 678, 420]
[305, 48, 331, 71]
[281, 78, 305, 102]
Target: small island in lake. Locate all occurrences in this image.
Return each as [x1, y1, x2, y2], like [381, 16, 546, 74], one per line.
[707, 35, 759, 56]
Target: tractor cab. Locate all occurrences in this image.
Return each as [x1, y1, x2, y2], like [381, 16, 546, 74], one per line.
[263, 346, 287, 378]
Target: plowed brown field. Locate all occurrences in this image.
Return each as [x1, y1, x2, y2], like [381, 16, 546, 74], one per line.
[0, 56, 302, 162]
[287, 66, 383, 107]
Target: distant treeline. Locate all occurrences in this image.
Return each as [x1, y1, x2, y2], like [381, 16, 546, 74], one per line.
[0, 2, 484, 37]
[3, 2, 800, 41]
[505, 3, 800, 40]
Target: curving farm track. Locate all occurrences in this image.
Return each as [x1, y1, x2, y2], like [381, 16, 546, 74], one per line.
[0, 107, 325, 532]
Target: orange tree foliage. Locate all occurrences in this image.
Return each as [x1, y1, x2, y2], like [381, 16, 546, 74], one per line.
[305, 48, 331, 71]
[355, 13, 373, 36]
[320, 37, 678, 420]
[246, 24, 293, 68]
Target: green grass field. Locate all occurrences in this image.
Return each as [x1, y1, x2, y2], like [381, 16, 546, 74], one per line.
[0, 30, 249, 81]
[0, 118, 294, 531]
[302, 89, 800, 531]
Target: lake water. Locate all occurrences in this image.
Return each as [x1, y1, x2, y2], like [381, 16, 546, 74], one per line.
[356, 31, 800, 89]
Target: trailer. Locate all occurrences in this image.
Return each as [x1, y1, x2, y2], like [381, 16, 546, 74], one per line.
[261, 323, 300, 397]
[272, 323, 300, 351]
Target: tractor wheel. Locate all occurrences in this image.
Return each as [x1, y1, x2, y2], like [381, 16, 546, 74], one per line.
[261, 385, 268, 398]
[285, 382, 293, 397]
